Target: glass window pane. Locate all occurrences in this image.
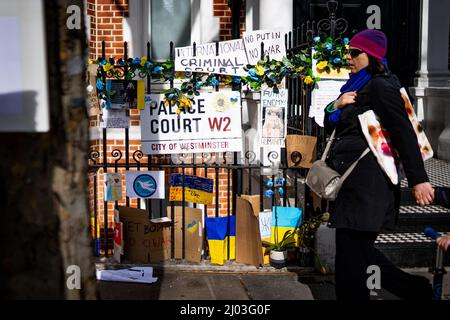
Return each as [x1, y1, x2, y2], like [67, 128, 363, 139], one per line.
[151, 0, 191, 60]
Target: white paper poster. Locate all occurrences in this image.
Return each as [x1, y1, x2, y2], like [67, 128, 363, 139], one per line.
[243, 29, 287, 65]
[126, 171, 165, 199]
[101, 109, 130, 128]
[260, 89, 288, 147]
[104, 173, 123, 201]
[310, 80, 346, 127]
[175, 39, 248, 76]
[259, 210, 272, 240]
[140, 91, 243, 154]
[96, 267, 158, 284]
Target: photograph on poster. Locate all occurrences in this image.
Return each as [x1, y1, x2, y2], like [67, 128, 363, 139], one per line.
[107, 79, 142, 110]
[261, 107, 285, 146]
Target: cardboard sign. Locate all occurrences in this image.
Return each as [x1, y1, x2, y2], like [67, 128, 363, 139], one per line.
[169, 174, 214, 205]
[235, 195, 264, 267]
[261, 89, 288, 147]
[125, 171, 165, 199]
[140, 92, 242, 154]
[171, 206, 203, 263]
[175, 39, 248, 76]
[243, 29, 287, 65]
[104, 173, 123, 201]
[286, 135, 317, 168]
[118, 206, 171, 263]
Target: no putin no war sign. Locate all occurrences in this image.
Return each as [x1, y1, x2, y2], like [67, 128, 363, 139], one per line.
[174, 29, 287, 76]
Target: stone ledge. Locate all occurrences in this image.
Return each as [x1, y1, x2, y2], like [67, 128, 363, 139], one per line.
[95, 256, 316, 274]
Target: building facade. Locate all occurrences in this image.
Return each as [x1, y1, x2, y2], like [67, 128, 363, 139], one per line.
[85, 0, 450, 254]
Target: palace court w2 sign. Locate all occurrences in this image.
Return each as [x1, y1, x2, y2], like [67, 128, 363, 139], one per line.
[140, 91, 242, 155]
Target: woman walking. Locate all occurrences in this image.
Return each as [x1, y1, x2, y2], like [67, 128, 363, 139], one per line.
[324, 29, 435, 300]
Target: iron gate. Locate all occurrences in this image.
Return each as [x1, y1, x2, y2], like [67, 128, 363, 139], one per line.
[88, 7, 348, 263]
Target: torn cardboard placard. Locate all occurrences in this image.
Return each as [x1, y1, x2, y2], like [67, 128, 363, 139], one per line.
[286, 135, 317, 168]
[118, 206, 171, 263]
[236, 195, 264, 267]
[170, 206, 203, 263]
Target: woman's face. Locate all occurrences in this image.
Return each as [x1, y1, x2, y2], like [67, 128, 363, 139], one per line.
[346, 47, 370, 74]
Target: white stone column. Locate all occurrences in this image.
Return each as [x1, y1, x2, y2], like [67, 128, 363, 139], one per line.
[259, 0, 292, 32]
[411, 0, 450, 159]
[415, 0, 450, 88]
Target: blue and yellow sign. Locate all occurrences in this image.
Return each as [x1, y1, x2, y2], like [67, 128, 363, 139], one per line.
[169, 174, 214, 205]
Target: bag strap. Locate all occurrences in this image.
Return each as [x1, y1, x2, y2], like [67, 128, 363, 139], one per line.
[320, 129, 336, 161]
[339, 147, 370, 183]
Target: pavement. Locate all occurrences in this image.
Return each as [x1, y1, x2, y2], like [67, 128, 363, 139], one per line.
[95, 258, 450, 300]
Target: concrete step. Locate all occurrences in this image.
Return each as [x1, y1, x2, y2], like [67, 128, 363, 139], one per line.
[375, 225, 450, 267]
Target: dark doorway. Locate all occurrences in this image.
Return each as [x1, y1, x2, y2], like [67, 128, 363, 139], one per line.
[293, 0, 421, 88]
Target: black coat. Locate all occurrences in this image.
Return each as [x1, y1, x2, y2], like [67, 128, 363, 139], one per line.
[324, 72, 429, 232]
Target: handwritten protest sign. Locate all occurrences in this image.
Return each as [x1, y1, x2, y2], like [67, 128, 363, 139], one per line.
[243, 29, 287, 65]
[169, 174, 214, 205]
[101, 109, 130, 128]
[140, 91, 242, 154]
[260, 89, 288, 147]
[118, 206, 171, 263]
[175, 39, 248, 76]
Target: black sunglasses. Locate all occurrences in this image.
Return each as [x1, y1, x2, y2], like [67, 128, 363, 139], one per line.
[349, 48, 364, 58]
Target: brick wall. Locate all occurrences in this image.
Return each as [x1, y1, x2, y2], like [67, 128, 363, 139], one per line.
[87, 1, 244, 252]
[87, 0, 246, 59]
[213, 0, 246, 41]
[86, 0, 129, 60]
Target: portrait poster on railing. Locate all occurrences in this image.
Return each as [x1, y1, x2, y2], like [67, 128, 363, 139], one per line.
[104, 172, 123, 201]
[243, 29, 287, 65]
[174, 39, 248, 76]
[140, 91, 243, 155]
[106, 79, 145, 110]
[260, 89, 288, 147]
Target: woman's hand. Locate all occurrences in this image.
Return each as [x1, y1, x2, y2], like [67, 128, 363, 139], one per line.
[334, 92, 357, 109]
[413, 182, 434, 206]
[436, 236, 450, 252]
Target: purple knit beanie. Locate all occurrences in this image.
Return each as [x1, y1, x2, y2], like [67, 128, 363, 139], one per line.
[349, 29, 387, 59]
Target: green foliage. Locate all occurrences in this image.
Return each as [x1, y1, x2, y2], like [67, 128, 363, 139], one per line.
[262, 230, 296, 252]
[92, 36, 349, 114]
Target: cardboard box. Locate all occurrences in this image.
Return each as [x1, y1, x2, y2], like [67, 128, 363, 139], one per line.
[286, 135, 317, 168]
[119, 206, 171, 263]
[170, 206, 203, 263]
[236, 195, 264, 267]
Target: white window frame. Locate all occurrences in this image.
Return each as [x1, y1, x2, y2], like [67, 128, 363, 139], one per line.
[124, 0, 219, 58]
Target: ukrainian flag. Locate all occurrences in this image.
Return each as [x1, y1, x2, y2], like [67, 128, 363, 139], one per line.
[205, 216, 236, 265]
[270, 207, 302, 247]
